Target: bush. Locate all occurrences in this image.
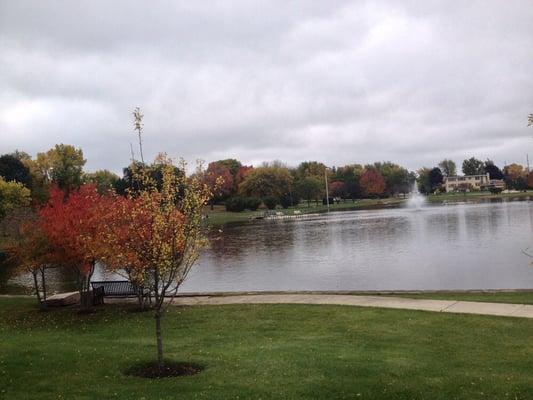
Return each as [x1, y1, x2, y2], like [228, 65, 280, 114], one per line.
[225, 197, 246, 212]
[489, 187, 503, 194]
[291, 193, 300, 206]
[263, 196, 277, 210]
[279, 194, 293, 209]
[245, 197, 261, 211]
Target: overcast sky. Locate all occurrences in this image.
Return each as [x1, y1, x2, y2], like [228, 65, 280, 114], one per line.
[1, 1, 532, 174]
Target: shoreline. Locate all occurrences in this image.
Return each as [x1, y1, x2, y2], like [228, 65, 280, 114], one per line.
[205, 190, 533, 225]
[5, 288, 533, 298]
[175, 288, 533, 297]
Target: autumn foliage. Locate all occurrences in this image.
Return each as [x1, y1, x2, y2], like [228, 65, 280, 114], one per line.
[329, 181, 347, 198]
[40, 185, 109, 269]
[203, 162, 233, 200]
[234, 165, 253, 188]
[7, 219, 55, 308]
[37, 185, 116, 306]
[359, 168, 386, 197]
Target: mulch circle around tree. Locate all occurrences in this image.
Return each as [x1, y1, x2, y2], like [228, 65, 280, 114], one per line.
[76, 308, 99, 315]
[124, 361, 204, 379]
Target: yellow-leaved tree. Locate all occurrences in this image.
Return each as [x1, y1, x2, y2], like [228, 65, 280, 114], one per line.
[101, 153, 213, 373]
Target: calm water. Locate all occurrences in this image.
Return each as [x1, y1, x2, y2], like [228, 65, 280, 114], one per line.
[3, 201, 533, 293]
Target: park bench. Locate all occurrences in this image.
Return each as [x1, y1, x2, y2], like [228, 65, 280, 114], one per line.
[91, 281, 151, 305]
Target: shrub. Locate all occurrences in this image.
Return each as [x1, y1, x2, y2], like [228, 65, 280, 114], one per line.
[489, 187, 503, 194]
[225, 197, 246, 212]
[245, 197, 261, 211]
[279, 194, 293, 209]
[263, 196, 277, 210]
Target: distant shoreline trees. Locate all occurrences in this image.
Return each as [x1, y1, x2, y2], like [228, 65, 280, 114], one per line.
[2, 144, 533, 215]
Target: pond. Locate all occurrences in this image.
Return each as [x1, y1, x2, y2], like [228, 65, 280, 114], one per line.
[3, 201, 533, 294]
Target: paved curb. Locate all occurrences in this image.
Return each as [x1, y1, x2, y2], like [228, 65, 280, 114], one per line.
[171, 294, 533, 319]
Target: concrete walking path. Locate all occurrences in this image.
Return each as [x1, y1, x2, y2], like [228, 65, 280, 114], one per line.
[172, 294, 533, 319]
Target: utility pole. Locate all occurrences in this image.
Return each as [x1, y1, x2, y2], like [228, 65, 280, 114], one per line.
[129, 143, 135, 162]
[133, 107, 145, 164]
[325, 169, 330, 212]
[527, 154, 530, 174]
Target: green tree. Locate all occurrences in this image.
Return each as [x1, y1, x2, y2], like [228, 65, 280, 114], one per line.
[417, 168, 432, 194]
[263, 196, 278, 210]
[225, 196, 247, 212]
[429, 167, 444, 191]
[0, 154, 32, 189]
[10, 150, 32, 163]
[484, 160, 504, 180]
[238, 166, 293, 201]
[84, 170, 120, 194]
[296, 161, 327, 179]
[0, 177, 31, 219]
[462, 157, 484, 175]
[213, 159, 242, 178]
[373, 162, 411, 196]
[294, 176, 323, 206]
[438, 159, 457, 177]
[33, 144, 86, 194]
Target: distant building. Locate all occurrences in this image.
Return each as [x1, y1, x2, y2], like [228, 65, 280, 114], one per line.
[443, 173, 491, 192]
[489, 179, 505, 190]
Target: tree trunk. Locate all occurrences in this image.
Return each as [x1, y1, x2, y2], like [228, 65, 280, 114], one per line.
[78, 263, 95, 309]
[137, 292, 145, 309]
[32, 270, 44, 310]
[41, 267, 47, 303]
[153, 268, 164, 371]
[155, 309, 164, 371]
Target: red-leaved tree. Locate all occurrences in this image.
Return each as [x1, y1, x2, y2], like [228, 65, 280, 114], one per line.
[360, 168, 386, 198]
[329, 181, 347, 198]
[203, 162, 233, 209]
[39, 185, 114, 308]
[234, 165, 253, 189]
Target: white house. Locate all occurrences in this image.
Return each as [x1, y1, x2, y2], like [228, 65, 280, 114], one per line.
[443, 173, 491, 192]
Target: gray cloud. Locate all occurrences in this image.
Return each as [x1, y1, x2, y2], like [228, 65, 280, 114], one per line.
[1, 0, 532, 174]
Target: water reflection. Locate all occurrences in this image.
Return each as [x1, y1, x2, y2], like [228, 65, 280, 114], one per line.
[3, 201, 533, 294]
[184, 202, 533, 292]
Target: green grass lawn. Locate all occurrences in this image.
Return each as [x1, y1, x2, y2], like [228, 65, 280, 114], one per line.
[427, 190, 533, 203]
[1, 297, 533, 399]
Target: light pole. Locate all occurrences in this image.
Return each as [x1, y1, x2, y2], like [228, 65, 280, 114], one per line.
[325, 168, 330, 212]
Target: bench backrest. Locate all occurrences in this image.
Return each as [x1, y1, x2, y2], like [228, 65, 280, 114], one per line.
[91, 281, 136, 296]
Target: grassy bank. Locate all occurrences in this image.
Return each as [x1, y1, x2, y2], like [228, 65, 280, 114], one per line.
[427, 190, 533, 203]
[205, 191, 533, 225]
[205, 198, 405, 225]
[390, 290, 533, 305]
[1, 297, 533, 399]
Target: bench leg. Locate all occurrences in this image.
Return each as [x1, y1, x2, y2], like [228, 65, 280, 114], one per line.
[92, 288, 105, 306]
